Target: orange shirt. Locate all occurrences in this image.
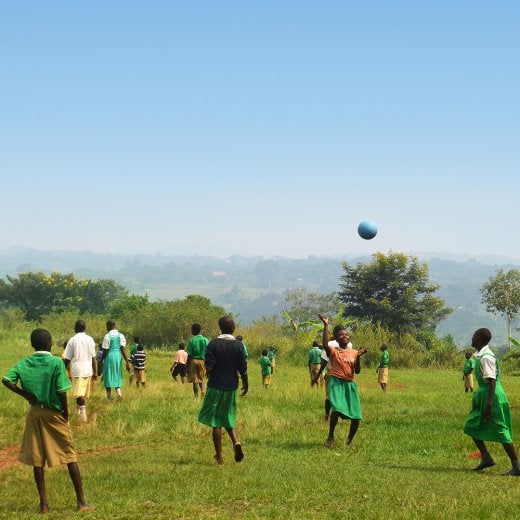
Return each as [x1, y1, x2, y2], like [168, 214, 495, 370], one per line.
[328, 347, 359, 381]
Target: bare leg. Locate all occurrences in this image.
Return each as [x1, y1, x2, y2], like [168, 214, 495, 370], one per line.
[324, 399, 331, 421]
[502, 443, 520, 475]
[105, 388, 112, 401]
[347, 419, 360, 444]
[192, 383, 198, 397]
[67, 462, 96, 511]
[326, 412, 339, 447]
[212, 427, 223, 464]
[225, 428, 244, 462]
[33, 467, 49, 513]
[472, 438, 495, 470]
[200, 382, 205, 396]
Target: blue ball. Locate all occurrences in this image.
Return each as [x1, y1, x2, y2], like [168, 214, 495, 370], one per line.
[358, 220, 377, 240]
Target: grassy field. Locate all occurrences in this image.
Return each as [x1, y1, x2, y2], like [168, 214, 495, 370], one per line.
[1, 337, 520, 519]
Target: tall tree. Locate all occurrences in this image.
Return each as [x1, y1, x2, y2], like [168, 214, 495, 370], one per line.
[481, 268, 520, 350]
[339, 252, 452, 335]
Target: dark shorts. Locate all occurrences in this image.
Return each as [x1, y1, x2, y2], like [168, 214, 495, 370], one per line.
[172, 363, 187, 378]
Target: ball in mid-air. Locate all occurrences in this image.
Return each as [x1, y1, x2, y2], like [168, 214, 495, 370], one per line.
[357, 220, 377, 240]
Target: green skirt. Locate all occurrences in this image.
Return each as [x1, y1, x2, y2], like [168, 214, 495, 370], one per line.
[198, 387, 237, 428]
[464, 383, 513, 444]
[328, 376, 362, 420]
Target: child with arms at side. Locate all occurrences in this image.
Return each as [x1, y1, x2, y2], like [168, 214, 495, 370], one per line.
[2, 328, 95, 513]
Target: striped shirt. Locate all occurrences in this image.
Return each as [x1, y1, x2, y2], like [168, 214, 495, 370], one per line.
[131, 350, 146, 370]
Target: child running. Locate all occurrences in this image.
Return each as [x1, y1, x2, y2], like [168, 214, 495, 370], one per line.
[2, 328, 95, 513]
[318, 314, 367, 447]
[170, 343, 188, 383]
[198, 316, 248, 464]
[463, 327, 520, 476]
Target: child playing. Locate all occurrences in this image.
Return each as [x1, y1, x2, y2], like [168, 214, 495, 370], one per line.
[198, 316, 248, 464]
[130, 342, 147, 388]
[170, 342, 188, 383]
[463, 327, 520, 476]
[2, 328, 95, 513]
[128, 335, 140, 384]
[463, 350, 475, 393]
[308, 340, 323, 387]
[187, 323, 209, 397]
[260, 349, 272, 388]
[318, 314, 367, 447]
[377, 344, 390, 392]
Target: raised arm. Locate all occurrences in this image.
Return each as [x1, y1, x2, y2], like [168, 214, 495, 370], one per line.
[318, 314, 332, 355]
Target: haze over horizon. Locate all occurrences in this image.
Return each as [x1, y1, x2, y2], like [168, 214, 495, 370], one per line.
[1, 2, 518, 259]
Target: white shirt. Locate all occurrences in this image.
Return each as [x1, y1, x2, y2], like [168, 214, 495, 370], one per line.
[321, 340, 353, 370]
[102, 329, 127, 350]
[64, 332, 96, 378]
[477, 345, 497, 380]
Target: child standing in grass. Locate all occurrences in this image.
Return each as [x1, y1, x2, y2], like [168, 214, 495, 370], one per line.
[377, 344, 390, 392]
[260, 349, 272, 388]
[187, 323, 209, 398]
[2, 328, 95, 513]
[198, 316, 248, 464]
[463, 350, 475, 393]
[128, 335, 140, 384]
[318, 315, 367, 447]
[170, 342, 188, 383]
[463, 327, 520, 476]
[130, 342, 147, 388]
[308, 340, 323, 387]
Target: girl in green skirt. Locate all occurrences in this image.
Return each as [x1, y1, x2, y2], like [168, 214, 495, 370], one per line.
[318, 314, 367, 448]
[463, 328, 520, 476]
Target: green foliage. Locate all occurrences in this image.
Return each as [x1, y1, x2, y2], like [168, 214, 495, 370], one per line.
[109, 293, 149, 318]
[481, 268, 520, 349]
[339, 251, 452, 335]
[124, 295, 227, 347]
[282, 287, 341, 324]
[0, 272, 128, 321]
[39, 311, 109, 346]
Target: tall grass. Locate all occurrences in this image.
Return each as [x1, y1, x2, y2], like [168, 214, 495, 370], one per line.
[1, 335, 520, 519]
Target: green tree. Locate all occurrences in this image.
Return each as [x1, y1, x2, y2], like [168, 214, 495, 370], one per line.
[339, 252, 452, 335]
[481, 268, 520, 350]
[282, 288, 340, 324]
[0, 271, 129, 321]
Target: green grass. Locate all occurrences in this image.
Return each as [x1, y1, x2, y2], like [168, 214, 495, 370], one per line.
[1, 339, 520, 519]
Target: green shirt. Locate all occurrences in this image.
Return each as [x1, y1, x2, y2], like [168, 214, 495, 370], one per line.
[378, 350, 390, 369]
[242, 343, 249, 358]
[464, 357, 475, 374]
[187, 335, 209, 359]
[260, 356, 272, 376]
[308, 346, 322, 365]
[267, 348, 276, 361]
[3, 351, 72, 411]
[129, 343, 139, 356]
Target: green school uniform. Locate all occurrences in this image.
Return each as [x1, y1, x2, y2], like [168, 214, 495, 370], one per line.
[463, 357, 475, 374]
[378, 350, 390, 369]
[187, 335, 209, 359]
[3, 352, 71, 411]
[464, 352, 513, 444]
[260, 356, 272, 376]
[308, 346, 322, 365]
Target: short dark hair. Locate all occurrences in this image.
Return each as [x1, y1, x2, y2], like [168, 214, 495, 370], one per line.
[179, 342, 185, 350]
[236, 335, 243, 342]
[191, 323, 201, 335]
[133, 335, 140, 343]
[31, 328, 52, 350]
[106, 319, 116, 330]
[75, 320, 86, 333]
[262, 349, 268, 356]
[218, 316, 235, 334]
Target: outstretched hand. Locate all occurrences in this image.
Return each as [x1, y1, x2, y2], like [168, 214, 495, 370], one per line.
[318, 314, 329, 325]
[358, 348, 368, 356]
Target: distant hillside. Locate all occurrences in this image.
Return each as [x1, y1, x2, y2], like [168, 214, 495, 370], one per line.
[0, 247, 518, 349]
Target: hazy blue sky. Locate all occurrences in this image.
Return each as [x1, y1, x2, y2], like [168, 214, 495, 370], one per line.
[1, 1, 518, 259]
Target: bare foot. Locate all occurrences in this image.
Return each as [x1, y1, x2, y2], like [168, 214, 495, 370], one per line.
[233, 443, 244, 462]
[77, 502, 97, 511]
[213, 454, 224, 465]
[325, 437, 334, 448]
[39, 504, 49, 514]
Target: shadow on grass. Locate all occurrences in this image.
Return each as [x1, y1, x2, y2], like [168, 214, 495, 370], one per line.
[384, 463, 472, 474]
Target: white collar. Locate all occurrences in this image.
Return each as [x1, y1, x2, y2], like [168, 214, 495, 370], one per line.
[476, 345, 494, 358]
[218, 334, 236, 340]
[34, 351, 52, 356]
